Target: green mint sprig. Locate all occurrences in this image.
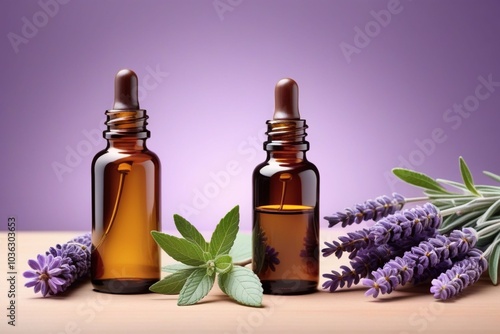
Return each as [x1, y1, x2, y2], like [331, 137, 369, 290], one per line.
[393, 156, 500, 285]
[149, 205, 263, 307]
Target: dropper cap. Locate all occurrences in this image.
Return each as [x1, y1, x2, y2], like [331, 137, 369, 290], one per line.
[265, 78, 308, 151]
[113, 69, 140, 110]
[273, 78, 300, 120]
[104, 69, 149, 139]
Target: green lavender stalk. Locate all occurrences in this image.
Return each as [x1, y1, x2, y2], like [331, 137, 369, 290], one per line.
[393, 156, 500, 285]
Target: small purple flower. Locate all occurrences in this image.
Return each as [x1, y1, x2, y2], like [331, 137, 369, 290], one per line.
[386, 257, 414, 286]
[324, 193, 406, 228]
[23, 254, 70, 297]
[410, 243, 440, 275]
[363, 278, 381, 298]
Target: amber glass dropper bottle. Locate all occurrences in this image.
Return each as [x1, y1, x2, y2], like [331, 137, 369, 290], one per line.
[91, 69, 161, 294]
[252, 78, 320, 295]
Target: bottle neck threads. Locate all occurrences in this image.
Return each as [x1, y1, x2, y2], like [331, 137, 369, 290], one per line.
[264, 119, 309, 151]
[104, 109, 150, 139]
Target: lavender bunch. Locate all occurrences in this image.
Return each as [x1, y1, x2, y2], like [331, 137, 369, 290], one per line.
[321, 157, 500, 300]
[322, 203, 441, 292]
[23, 233, 91, 297]
[362, 228, 486, 298]
[324, 193, 405, 228]
[392, 156, 500, 285]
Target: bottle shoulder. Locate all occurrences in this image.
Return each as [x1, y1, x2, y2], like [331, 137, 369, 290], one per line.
[92, 148, 161, 167]
[253, 159, 319, 177]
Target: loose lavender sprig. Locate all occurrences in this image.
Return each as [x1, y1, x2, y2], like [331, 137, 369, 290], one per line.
[23, 233, 91, 297]
[362, 228, 481, 298]
[324, 193, 406, 228]
[322, 203, 441, 260]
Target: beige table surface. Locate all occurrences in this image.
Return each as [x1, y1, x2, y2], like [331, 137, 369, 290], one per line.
[1, 230, 499, 334]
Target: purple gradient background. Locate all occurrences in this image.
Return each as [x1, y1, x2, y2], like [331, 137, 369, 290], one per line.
[1, 0, 499, 232]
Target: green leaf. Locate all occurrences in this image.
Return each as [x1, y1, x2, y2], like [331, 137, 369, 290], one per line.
[162, 263, 195, 273]
[438, 211, 483, 234]
[218, 266, 263, 307]
[149, 268, 197, 294]
[173, 214, 209, 251]
[217, 274, 228, 295]
[229, 233, 252, 263]
[215, 254, 233, 274]
[151, 231, 206, 266]
[209, 205, 240, 257]
[488, 243, 500, 285]
[477, 198, 500, 226]
[178, 268, 215, 306]
[459, 157, 481, 196]
[436, 178, 468, 191]
[483, 171, 500, 183]
[392, 168, 449, 193]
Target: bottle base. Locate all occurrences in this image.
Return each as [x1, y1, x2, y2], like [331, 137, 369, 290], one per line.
[261, 280, 317, 295]
[92, 278, 158, 294]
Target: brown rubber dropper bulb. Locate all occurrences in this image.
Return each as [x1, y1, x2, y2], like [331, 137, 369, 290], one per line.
[113, 69, 140, 110]
[273, 78, 300, 120]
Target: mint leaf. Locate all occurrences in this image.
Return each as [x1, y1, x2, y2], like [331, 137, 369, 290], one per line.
[174, 214, 209, 251]
[209, 205, 239, 257]
[215, 254, 233, 274]
[392, 168, 449, 193]
[149, 268, 197, 294]
[217, 274, 228, 295]
[219, 266, 263, 307]
[459, 157, 481, 196]
[151, 231, 206, 266]
[178, 268, 215, 306]
[229, 233, 252, 263]
[150, 205, 260, 307]
[162, 263, 195, 273]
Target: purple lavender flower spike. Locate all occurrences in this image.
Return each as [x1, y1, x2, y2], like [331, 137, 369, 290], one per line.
[323, 204, 440, 261]
[362, 227, 479, 298]
[324, 193, 406, 228]
[350, 244, 399, 278]
[322, 240, 342, 258]
[322, 265, 359, 292]
[323, 244, 400, 293]
[24, 233, 91, 297]
[371, 203, 441, 248]
[322, 228, 372, 260]
[23, 254, 70, 297]
[430, 250, 487, 300]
